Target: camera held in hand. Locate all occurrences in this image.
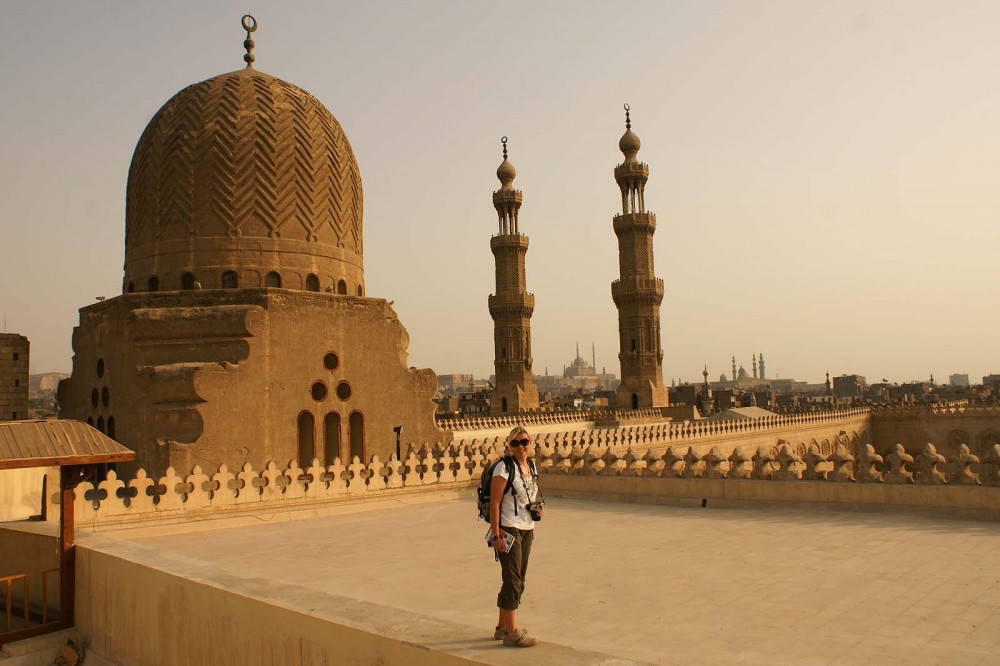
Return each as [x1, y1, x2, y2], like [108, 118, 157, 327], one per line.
[526, 499, 545, 521]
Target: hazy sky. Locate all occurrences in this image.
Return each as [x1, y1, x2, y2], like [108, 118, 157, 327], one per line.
[1, 1, 998, 385]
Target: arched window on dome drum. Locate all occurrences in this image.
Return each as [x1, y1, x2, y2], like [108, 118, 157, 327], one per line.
[349, 411, 365, 462]
[148, 276, 160, 292]
[265, 271, 281, 288]
[501, 397, 508, 413]
[181, 273, 196, 290]
[324, 412, 341, 466]
[297, 412, 315, 466]
[306, 274, 320, 292]
[222, 270, 239, 289]
[337, 280, 347, 295]
[631, 393, 639, 410]
[127, 282, 135, 293]
[357, 285, 363, 296]
[107, 417, 116, 440]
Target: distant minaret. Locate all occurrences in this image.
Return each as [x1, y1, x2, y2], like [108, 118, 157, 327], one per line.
[610, 105, 667, 410]
[752, 354, 758, 380]
[759, 352, 766, 380]
[732, 356, 738, 387]
[825, 372, 832, 395]
[698, 365, 714, 416]
[489, 136, 539, 415]
[592, 341, 596, 371]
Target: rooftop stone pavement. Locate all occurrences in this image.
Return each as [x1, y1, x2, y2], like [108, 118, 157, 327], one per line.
[124, 495, 1000, 665]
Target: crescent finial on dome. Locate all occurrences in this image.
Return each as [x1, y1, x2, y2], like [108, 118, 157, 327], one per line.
[242, 14, 257, 68]
[619, 102, 641, 160]
[497, 135, 516, 188]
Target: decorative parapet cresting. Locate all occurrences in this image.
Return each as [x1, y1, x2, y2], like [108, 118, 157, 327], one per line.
[55, 442, 509, 526]
[532, 438, 1000, 487]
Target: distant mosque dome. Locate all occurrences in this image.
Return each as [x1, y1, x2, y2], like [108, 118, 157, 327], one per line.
[124, 66, 363, 293]
[719, 374, 728, 383]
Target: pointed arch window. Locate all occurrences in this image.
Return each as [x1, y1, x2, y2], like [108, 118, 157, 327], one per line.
[297, 412, 316, 465]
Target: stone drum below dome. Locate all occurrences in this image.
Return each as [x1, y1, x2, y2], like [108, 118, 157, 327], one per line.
[124, 67, 364, 295]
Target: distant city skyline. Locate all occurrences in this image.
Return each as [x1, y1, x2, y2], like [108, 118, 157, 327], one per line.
[2, 1, 998, 384]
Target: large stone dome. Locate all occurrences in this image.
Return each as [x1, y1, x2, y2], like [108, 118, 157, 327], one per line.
[124, 67, 365, 295]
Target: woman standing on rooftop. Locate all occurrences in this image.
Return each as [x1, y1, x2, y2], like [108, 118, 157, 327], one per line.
[488, 426, 543, 648]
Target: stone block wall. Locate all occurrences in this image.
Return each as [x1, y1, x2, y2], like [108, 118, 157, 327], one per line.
[0, 333, 29, 420]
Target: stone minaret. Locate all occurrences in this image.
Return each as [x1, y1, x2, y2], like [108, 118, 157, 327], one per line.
[753, 354, 758, 380]
[611, 105, 667, 410]
[759, 352, 766, 380]
[489, 137, 539, 415]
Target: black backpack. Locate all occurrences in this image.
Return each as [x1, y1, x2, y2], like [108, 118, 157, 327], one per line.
[476, 455, 538, 522]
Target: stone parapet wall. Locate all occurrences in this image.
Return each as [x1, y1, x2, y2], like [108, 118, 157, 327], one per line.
[55, 444, 504, 529]
[447, 407, 872, 453]
[438, 406, 665, 433]
[451, 407, 873, 462]
[870, 406, 1000, 459]
[76, 540, 475, 666]
[541, 474, 1000, 521]
[534, 437, 1000, 490]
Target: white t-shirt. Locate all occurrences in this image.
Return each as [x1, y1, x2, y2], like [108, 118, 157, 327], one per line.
[492, 458, 539, 531]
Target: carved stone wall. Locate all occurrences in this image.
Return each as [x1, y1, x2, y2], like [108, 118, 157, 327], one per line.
[59, 290, 444, 478]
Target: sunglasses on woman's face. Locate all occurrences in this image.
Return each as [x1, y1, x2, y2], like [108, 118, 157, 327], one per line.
[510, 438, 531, 448]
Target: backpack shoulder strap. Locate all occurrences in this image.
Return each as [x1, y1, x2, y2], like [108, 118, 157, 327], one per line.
[502, 456, 517, 495]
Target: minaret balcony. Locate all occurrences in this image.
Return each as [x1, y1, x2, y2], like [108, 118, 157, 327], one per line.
[611, 277, 664, 307]
[613, 212, 656, 235]
[614, 161, 649, 180]
[490, 235, 530, 249]
[488, 292, 535, 317]
[492, 190, 523, 205]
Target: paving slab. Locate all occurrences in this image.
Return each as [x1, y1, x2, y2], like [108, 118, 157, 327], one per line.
[127, 496, 1000, 665]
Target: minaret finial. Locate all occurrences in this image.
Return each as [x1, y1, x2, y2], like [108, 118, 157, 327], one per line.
[501, 135, 508, 160]
[624, 103, 631, 130]
[242, 14, 258, 68]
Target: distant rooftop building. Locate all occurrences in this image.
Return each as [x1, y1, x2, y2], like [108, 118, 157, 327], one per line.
[949, 373, 970, 387]
[0, 334, 29, 420]
[833, 374, 867, 398]
[437, 374, 474, 393]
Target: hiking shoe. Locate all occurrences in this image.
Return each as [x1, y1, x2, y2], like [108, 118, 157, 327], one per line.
[503, 628, 538, 648]
[495, 626, 527, 640]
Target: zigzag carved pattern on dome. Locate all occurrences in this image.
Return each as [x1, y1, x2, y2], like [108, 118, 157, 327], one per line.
[126, 70, 362, 254]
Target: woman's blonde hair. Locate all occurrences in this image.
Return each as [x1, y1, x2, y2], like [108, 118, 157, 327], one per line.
[505, 426, 530, 448]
